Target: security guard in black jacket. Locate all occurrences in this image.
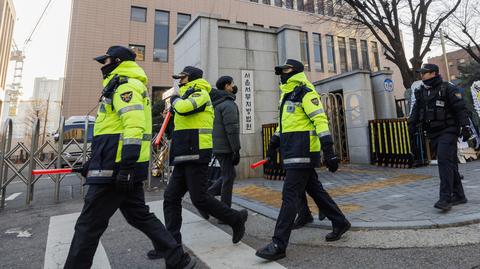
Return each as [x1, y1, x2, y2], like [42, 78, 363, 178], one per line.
[409, 63, 472, 211]
[256, 59, 350, 261]
[64, 46, 195, 269]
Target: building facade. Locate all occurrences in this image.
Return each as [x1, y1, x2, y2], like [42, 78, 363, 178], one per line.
[32, 77, 64, 134]
[0, 0, 15, 123]
[63, 0, 403, 117]
[428, 48, 478, 83]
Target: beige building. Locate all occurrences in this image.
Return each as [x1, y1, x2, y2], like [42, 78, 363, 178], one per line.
[63, 0, 403, 117]
[0, 0, 15, 120]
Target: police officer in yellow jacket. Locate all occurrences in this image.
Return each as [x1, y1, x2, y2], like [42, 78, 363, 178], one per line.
[161, 66, 248, 247]
[256, 59, 350, 261]
[64, 46, 195, 269]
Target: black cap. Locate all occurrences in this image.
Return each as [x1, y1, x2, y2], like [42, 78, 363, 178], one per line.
[275, 59, 305, 75]
[94, 46, 136, 64]
[416, 63, 439, 74]
[172, 66, 203, 81]
[216, 76, 234, 90]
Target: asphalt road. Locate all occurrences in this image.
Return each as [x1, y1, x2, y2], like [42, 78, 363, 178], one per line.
[1, 174, 479, 269]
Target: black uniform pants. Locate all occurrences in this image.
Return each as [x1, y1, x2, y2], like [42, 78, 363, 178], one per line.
[208, 153, 236, 207]
[64, 184, 183, 269]
[298, 192, 312, 217]
[273, 168, 347, 250]
[164, 163, 241, 244]
[432, 133, 466, 202]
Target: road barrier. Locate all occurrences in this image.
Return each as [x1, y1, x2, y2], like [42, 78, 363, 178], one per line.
[0, 117, 167, 209]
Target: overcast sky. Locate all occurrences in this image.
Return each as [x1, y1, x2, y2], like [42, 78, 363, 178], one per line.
[6, 0, 455, 100]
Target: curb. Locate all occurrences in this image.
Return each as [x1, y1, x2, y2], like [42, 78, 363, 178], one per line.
[232, 196, 480, 230]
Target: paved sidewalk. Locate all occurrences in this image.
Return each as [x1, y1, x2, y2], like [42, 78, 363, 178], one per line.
[231, 161, 480, 229]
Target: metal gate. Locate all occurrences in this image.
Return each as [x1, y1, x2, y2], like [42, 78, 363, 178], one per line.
[320, 92, 349, 163]
[0, 116, 169, 208]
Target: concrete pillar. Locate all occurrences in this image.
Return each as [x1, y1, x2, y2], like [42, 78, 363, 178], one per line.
[314, 71, 376, 164]
[370, 70, 397, 119]
[276, 25, 301, 65]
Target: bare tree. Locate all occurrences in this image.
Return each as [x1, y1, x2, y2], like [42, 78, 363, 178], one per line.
[313, 0, 461, 89]
[443, 0, 480, 64]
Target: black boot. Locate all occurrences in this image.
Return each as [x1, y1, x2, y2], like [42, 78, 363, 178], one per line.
[452, 196, 468, 206]
[255, 242, 286, 261]
[292, 214, 313, 230]
[167, 253, 196, 269]
[147, 249, 165, 260]
[325, 221, 351, 242]
[232, 209, 248, 243]
[434, 200, 452, 211]
[198, 209, 209, 220]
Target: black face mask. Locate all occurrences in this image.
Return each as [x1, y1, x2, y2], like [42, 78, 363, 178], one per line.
[232, 85, 238, 94]
[422, 75, 442, 88]
[101, 62, 121, 79]
[280, 72, 295, 84]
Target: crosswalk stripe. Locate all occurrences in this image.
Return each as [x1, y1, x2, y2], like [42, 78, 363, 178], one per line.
[44, 212, 111, 269]
[5, 192, 22, 201]
[149, 201, 286, 269]
[45, 201, 285, 269]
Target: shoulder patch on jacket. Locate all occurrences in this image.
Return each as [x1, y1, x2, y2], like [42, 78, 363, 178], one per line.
[120, 91, 133, 103]
[191, 93, 201, 97]
[311, 97, 319, 106]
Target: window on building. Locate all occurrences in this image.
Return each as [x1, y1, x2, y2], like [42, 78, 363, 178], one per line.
[313, 33, 324, 72]
[263, 0, 271, 4]
[253, 24, 264, 28]
[305, 0, 315, 12]
[286, 0, 294, 9]
[349, 38, 359, 70]
[270, 26, 279, 30]
[326, 35, 336, 73]
[300, 32, 311, 71]
[371, 41, 380, 71]
[360, 40, 370, 70]
[317, 0, 325, 14]
[154, 10, 169, 62]
[177, 13, 191, 34]
[236, 21, 248, 26]
[338, 37, 348, 73]
[326, 0, 334, 16]
[297, 0, 305, 11]
[250, 0, 259, 2]
[275, 0, 282, 7]
[131, 6, 147, 22]
[459, 58, 466, 64]
[129, 45, 145, 61]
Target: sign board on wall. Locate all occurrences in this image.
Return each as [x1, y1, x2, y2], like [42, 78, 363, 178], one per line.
[241, 70, 255, 134]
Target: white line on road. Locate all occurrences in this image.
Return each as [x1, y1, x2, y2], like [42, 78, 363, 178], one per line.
[46, 201, 285, 269]
[149, 201, 286, 269]
[5, 192, 22, 201]
[44, 212, 111, 269]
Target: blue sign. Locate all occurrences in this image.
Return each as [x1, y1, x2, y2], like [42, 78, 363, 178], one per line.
[384, 78, 394, 92]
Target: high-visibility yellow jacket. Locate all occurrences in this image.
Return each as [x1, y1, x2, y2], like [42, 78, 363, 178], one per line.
[274, 72, 332, 168]
[87, 61, 152, 184]
[170, 78, 214, 164]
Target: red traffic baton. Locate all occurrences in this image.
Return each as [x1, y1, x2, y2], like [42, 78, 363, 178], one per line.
[250, 159, 268, 169]
[154, 111, 172, 146]
[32, 168, 74, 175]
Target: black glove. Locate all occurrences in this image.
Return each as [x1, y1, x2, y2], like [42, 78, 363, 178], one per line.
[266, 135, 280, 165]
[323, 145, 339, 173]
[232, 151, 240, 166]
[116, 169, 135, 193]
[461, 126, 472, 142]
[72, 159, 90, 178]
